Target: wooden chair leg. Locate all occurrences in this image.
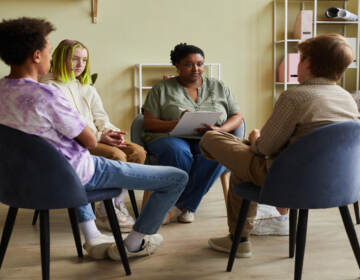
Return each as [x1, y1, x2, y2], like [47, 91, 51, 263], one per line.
[67, 208, 83, 258]
[0, 207, 18, 268]
[339, 206, 360, 268]
[220, 172, 229, 210]
[40, 210, 50, 280]
[141, 190, 152, 211]
[353, 201, 360, 225]
[289, 209, 298, 258]
[32, 209, 39, 225]
[226, 199, 251, 272]
[128, 190, 139, 218]
[104, 199, 131, 275]
[294, 209, 308, 280]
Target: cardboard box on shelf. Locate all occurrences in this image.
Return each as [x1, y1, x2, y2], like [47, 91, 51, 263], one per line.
[278, 53, 300, 83]
[345, 37, 357, 68]
[294, 10, 313, 41]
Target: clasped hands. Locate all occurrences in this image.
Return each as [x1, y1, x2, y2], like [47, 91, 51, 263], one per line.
[100, 129, 127, 148]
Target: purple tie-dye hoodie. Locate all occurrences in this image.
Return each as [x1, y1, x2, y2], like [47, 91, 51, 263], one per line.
[0, 77, 94, 185]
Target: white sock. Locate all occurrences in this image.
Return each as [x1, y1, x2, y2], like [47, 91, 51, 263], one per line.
[114, 189, 128, 208]
[124, 230, 145, 252]
[79, 220, 101, 241]
[98, 191, 126, 216]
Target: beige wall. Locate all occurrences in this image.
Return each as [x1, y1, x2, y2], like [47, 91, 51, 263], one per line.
[0, 0, 274, 136]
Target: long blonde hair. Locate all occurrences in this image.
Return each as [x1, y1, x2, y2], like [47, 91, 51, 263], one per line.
[51, 39, 91, 84]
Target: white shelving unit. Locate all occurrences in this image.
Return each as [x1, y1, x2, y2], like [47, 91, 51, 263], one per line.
[134, 63, 221, 113]
[273, 0, 360, 105]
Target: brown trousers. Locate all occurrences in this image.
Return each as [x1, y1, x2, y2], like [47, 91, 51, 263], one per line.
[200, 131, 267, 237]
[89, 141, 146, 164]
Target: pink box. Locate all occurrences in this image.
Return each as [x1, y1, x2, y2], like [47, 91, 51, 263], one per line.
[294, 10, 313, 41]
[278, 53, 300, 83]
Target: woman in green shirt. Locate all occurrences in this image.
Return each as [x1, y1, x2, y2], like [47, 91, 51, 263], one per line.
[142, 43, 243, 223]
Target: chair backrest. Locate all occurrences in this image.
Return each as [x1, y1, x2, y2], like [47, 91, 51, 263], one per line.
[130, 114, 146, 147]
[0, 125, 88, 210]
[130, 113, 246, 146]
[260, 121, 360, 209]
[230, 118, 246, 139]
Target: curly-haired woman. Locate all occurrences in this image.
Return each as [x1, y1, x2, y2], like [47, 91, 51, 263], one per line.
[143, 43, 243, 224]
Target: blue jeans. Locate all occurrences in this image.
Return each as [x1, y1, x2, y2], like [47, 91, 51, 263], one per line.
[147, 137, 226, 212]
[76, 156, 188, 234]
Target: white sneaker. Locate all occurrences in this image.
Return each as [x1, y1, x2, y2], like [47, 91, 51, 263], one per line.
[255, 204, 281, 220]
[95, 203, 134, 233]
[251, 216, 289, 236]
[115, 202, 133, 220]
[107, 234, 163, 261]
[83, 234, 115, 260]
[162, 207, 180, 225]
[178, 210, 195, 223]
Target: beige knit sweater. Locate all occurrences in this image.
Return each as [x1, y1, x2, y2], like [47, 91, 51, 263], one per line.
[41, 73, 119, 141]
[252, 78, 360, 158]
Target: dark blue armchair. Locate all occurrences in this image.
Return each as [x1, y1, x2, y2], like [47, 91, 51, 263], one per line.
[227, 121, 360, 280]
[0, 125, 131, 279]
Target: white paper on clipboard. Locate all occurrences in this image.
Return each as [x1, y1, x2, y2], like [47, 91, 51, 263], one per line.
[169, 111, 222, 137]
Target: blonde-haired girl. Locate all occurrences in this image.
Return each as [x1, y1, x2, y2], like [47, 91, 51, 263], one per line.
[42, 39, 146, 233]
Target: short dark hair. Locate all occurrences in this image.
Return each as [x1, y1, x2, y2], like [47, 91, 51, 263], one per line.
[298, 34, 353, 81]
[170, 43, 205, 65]
[0, 17, 55, 65]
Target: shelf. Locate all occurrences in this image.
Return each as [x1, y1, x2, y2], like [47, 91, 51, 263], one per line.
[276, 39, 301, 43]
[273, 0, 360, 106]
[316, 21, 359, 24]
[135, 63, 171, 67]
[135, 86, 152, 90]
[276, 82, 300, 85]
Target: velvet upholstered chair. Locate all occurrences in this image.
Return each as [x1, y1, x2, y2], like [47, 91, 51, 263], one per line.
[130, 113, 246, 210]
[0, 125, 131, 279]
[227, 121, 360, 280]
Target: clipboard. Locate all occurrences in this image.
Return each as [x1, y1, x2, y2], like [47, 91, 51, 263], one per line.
[169, 111, 221, 137]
